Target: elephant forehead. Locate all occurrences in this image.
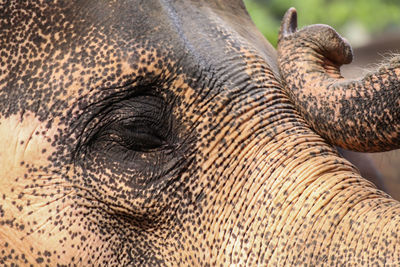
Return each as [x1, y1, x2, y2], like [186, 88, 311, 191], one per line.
[0, 1, 277, 121]
[0, 1, 175, 121]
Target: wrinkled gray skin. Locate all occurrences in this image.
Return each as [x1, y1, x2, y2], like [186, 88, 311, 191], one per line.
[1, 1, 400, 266]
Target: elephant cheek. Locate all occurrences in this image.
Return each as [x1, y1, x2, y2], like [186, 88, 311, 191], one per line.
[0, 113, 78, 264]
[0, 112, 57, 173]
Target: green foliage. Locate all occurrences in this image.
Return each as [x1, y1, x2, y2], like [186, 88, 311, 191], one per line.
[244, 0, 400, 47]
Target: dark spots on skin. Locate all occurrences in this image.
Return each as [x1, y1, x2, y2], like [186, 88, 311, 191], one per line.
[278, 8, 400, 152]
[1, 1, 400, 267]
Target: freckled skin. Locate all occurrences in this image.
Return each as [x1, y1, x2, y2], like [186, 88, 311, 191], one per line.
[278, 8, 400, 152]
[1, 1, 400, 266]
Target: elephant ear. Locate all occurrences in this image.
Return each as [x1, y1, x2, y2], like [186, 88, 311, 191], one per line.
[277, 8, 400, 152]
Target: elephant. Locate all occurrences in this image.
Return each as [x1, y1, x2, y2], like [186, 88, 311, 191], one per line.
[0, 1, 399, 266]
[278, 8, 400, 152]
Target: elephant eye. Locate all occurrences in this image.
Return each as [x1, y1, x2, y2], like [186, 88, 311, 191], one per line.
[85, 93, 173, 159]
[78, 90, 183, 187]
[115, 120, 167, 152]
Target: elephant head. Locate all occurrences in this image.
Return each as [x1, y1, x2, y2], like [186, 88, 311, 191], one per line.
[1, 1, 399, 265]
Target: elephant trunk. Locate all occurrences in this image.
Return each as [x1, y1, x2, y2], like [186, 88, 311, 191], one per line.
[277, 8, 400, 152]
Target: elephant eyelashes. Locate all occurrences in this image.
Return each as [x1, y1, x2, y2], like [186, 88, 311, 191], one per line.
[114, 120, 167, 152]
[84, 94, 174, 161]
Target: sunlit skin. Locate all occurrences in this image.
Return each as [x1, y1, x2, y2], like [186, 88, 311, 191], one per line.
[278, 8, 400, 152]
[1, 1, 400, 265]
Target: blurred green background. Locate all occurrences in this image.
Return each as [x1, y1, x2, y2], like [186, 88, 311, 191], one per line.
[243, 0, 400, 47]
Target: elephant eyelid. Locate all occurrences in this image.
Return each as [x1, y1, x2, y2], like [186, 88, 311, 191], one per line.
[81, 93, 173, 155]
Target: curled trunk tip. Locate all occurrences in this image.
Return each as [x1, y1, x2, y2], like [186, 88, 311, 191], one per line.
[279, 8, 297, 39]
